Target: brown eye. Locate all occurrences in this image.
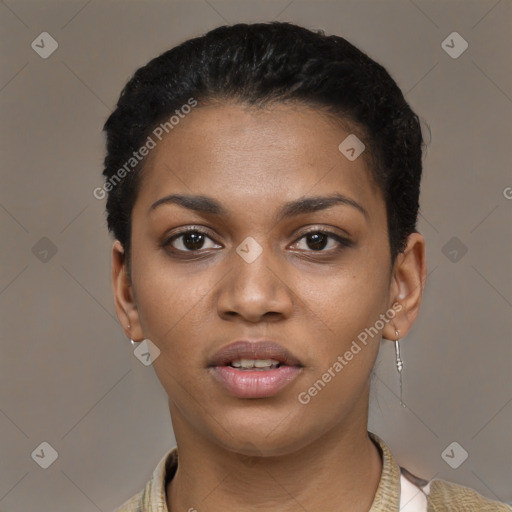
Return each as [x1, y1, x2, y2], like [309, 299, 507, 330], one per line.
[293, 229, 352, 252]
[164, 228, 221, 252]
[179, 231, 207, 250]
[304, 232, 329, 251]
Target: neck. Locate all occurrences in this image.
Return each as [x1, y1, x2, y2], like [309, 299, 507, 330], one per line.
[166, 402, 383, 512]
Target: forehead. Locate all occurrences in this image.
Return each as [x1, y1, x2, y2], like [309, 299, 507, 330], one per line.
[134, 102, 383, 220]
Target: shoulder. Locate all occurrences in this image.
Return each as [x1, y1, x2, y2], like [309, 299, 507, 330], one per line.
[424, 478, 512, 511]
[112, 447, 178, 512]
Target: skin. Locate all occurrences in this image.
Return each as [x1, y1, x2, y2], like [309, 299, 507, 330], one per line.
[112, 102, 427, 512]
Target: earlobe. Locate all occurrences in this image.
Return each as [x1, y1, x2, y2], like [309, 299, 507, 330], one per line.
[112, 240, 143, 341]
[382, 232, 427, 341]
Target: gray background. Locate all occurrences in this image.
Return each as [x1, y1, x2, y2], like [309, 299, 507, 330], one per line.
[1, 0, 511, 510]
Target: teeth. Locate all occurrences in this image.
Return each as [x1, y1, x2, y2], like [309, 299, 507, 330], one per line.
[230, 359, 280, 369]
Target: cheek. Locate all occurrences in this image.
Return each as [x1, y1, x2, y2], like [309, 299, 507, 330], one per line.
[131, 257, 210, 350]
[296, 262, 388, 333]
[132, 265, 210, 397]
[294, 273, 387, 412]
[293, 267, 390, 401]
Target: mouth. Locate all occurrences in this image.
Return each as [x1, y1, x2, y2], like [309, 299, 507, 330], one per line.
[228, 358, 283, 370]
[208, 340, 303, 399]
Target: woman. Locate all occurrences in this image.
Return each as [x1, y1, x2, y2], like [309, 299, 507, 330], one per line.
[102, 22, 511, 512]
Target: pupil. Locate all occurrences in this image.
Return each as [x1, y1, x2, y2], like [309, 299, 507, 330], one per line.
[184, 232, 204, 250]
[307, 232, 327, 251]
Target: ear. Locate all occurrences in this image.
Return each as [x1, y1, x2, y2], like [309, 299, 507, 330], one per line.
[382, 232, 427, 341]
[112, 240, 144, 341]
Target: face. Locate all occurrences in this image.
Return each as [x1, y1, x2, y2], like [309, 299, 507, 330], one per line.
[113, 102, 424, 456]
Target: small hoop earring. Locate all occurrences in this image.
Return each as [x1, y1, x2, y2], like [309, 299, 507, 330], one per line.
[394, 329, 406, 408]
[130, 339, 141, 346]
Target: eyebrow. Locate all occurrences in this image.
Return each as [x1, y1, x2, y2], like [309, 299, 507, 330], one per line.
[149, 192, 368, 221]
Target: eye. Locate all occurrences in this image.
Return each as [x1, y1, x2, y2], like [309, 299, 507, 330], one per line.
[292, 229, 352, 252]
[163, 227, 221, 252]
[162, 226, 352, 256]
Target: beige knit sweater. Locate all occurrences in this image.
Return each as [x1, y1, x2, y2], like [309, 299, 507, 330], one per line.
[114, 431, 511, 511]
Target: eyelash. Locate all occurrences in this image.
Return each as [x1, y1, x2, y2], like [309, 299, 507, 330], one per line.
[162, 225, 353, 256]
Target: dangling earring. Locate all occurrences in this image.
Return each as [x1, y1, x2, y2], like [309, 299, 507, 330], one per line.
[394, 329, 406, 408]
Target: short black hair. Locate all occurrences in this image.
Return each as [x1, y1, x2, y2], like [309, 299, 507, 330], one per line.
[102, 21, 425, 271]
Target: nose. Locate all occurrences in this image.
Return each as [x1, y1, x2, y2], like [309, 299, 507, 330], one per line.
[216, 239, 294, 324]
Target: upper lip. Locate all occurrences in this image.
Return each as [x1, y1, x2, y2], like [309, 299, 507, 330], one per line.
[209, 340, 303, 367]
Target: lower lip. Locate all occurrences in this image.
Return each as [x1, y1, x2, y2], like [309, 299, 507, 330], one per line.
[211, 365, 302, 398]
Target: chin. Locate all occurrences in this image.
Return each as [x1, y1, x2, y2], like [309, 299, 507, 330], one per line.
[209, 410, 316, 457]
